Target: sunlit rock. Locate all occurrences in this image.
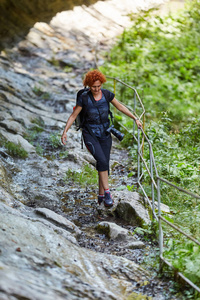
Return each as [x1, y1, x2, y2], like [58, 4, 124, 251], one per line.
[97, 221, 145, 249]
[35, 207, 81, 236]
[113, 191, 151, 226]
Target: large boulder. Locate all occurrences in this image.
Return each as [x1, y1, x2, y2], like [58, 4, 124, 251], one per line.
[98, 191, 151, 227]
[96, 221, 145, 249]
[113, 191, 151, 226]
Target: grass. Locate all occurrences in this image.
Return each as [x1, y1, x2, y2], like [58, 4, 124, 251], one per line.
[0, 137, 28, 159]
[64, 164, 98, 188]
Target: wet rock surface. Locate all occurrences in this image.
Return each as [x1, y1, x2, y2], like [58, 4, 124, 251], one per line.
[0, 0, 182, 299]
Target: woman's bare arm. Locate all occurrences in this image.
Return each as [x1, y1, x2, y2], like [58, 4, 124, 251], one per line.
[61, 105, 82, 145]
[111, 98, 142, 128]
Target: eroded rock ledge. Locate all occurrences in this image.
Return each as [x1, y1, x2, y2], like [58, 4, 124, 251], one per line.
[0, 0, 98, 49]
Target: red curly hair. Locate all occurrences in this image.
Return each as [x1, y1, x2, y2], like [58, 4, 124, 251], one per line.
[83, 69, 106, 87]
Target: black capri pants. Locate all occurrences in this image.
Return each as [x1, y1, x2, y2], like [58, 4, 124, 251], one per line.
[82, 130, 112, 172]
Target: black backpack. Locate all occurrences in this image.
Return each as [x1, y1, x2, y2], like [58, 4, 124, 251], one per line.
[74, 88, 114, 131]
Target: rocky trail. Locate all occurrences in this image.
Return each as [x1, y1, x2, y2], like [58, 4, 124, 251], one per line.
[0, 0, 185, 299]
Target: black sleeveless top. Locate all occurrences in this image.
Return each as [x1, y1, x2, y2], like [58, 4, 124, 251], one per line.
[77, 89, 115, 138]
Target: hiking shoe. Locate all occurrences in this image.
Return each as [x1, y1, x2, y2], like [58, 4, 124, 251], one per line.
[104, 191, 114, 207]
[98, 196, 104, 205]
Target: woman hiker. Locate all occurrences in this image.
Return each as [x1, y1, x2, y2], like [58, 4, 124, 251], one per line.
[61, 69, 142, 208]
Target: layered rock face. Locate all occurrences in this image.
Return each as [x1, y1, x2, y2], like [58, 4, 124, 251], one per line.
[0, 0, 98, 49]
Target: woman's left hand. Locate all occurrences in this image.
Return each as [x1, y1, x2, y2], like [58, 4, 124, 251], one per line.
[135, 119, 142, 129]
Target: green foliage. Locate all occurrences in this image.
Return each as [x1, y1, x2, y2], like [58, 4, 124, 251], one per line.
[100, 0, 200, 291]
[48, 57, 60, 67]
[59, 151, 69, 159]
[35, 144, 44, 156]
[31, 117, 45, 128]
[64, 164, 98, 188]
[134, 220, 158, 241]
[100, 1, 200, 127]
[145, 117, 199, 195]
[32, 86, 50, 100]
[4, 141, 28, 159]
[0, 134, 28, 158]
[141, 117, 200, 287]
[25, 126, 44, 144]
[49, 133, 62, 149]
[64, 66, 73, 73]
[25, 119, 44, 145]
[164, 239, 200, 286]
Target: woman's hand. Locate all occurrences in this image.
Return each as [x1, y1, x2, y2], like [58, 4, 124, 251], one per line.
[135, 119, 142, 129]
[61, 105, 82, 146]
[61, 132, 67, 145]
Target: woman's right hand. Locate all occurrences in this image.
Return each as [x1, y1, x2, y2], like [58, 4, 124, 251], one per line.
[61, 132, 67, 145]
[61, 105, 82, 146]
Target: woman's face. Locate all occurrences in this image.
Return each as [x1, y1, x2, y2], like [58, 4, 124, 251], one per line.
[90, 80, 102, 95]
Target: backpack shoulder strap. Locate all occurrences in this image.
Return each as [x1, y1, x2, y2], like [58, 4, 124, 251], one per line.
[101, 89, 114, 124]
[76, 88, 89, 130]
[76, 87, 89, 102]
[101, 89, 110, 102]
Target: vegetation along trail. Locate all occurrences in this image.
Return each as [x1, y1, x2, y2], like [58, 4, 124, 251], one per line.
[100, 0, 200, 297]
